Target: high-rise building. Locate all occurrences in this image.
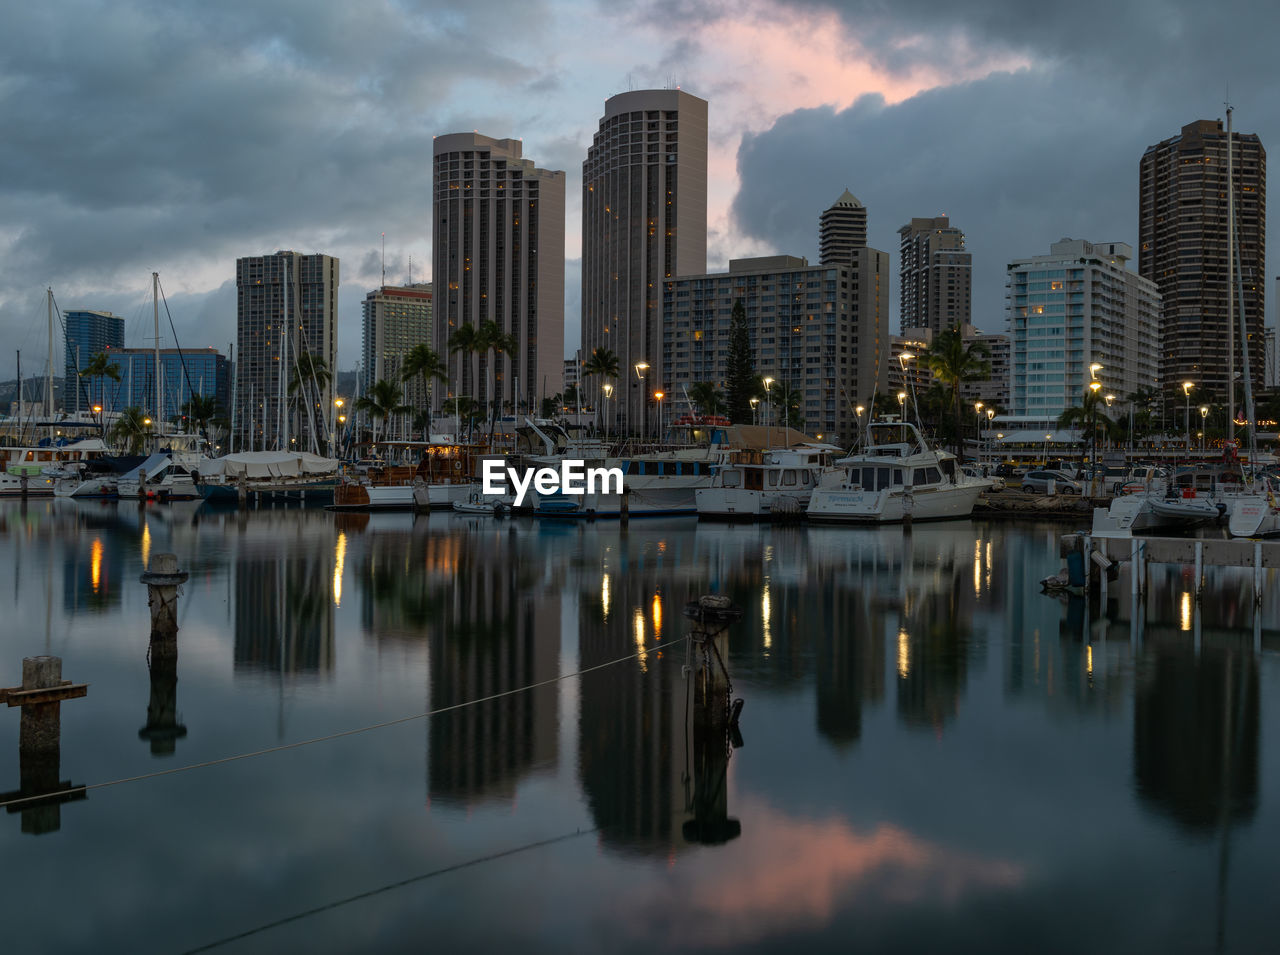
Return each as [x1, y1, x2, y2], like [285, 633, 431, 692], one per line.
[92, 347, 230, 424]
[361, 283, 433, 412]
[959, 324, 1011, 412]
[1140, 119, 1266, 397]
[662, 252, 888, 443]
[898, 216, 971, 335]
[818, 190, 868, 266]
[63, 310, 124, 413]
[234, 250, 339, 452]
[433, 133, 565, 419]
[1007, 238, 1159, 418]
[582, 89, 708, 434]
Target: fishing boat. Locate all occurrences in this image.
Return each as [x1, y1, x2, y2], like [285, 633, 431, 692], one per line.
[695, 446, 836, 520]
[806, 422, 989, 524]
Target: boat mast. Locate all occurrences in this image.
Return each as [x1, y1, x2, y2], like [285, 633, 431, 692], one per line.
[46, 287, 54, 443]
[152, 272, 162, 436]
[16, 350, 22, 444]
[1227, 108, 1235, 442]
[229, 342, 236, 453]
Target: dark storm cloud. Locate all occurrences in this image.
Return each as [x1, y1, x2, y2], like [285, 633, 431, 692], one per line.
[732, 12, 1280, 332]
[0, 0, 552, 376]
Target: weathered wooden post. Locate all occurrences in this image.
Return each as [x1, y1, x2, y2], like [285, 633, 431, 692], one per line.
[681, 595, 743, 846]
[140, 553, 189, 635]
[0, 657, 88, 834]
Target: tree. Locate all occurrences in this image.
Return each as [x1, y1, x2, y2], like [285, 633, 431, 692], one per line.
[475, 319, 519, 445]
[581, 347, 620, 432]
[688, 381, 725, 418]
[768, 381, 805, 431]
[926, 325, 991, 456]
[180, 394, 223, 447]
[287, 352, 332, 452]
[400, 344, 448, 440]
[108, 406, 151, 455]
[79, 351, 121, 428]
[540, 394, 561, 419]
[725, 300, 755, 423]
[354, 379, 411, 446]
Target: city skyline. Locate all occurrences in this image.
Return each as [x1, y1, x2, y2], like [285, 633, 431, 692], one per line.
[2, 2, 1280, 390]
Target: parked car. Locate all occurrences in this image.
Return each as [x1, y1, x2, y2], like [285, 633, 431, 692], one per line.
[963, 465, 1006, 491]
[1021, 470, 1084, 495]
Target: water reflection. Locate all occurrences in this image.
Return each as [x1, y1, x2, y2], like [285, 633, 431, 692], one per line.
[139, 633, 187, 756]
[428, 526, 558, 807]
[233, 516, 335, 677]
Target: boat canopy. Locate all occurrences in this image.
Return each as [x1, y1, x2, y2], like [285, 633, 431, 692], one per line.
[201, 451, 339, 479]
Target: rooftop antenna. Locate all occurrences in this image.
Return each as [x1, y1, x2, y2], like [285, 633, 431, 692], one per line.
[408, 254, 413, 286]
[381, 232, 386, 287]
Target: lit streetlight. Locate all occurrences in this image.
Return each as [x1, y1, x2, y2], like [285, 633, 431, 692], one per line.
[1183, 381, 1194, 454]
[1200, 405, 1209, 453]
[763, 377, 775, 447]
[634, 362, 649, 439]
[602, 382, 613, 443]
[653, 390, 665, 441]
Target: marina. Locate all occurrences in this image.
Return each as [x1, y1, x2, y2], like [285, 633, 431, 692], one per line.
[2, 498, 1280, 952]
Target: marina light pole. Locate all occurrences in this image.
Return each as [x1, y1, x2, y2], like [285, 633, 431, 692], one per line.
[1089, 381, 1101, 494]
[750, 397, 759, 426]
[1200, 405, 1209, 453]
[986, 407, 995, 461]
[975, 402, 984, 461]
[856, 404, 865, 446]
[634, 362, 648, 440]
[653, 390, 664, 443]
[1183, 381, 1194, 455]
[763, 377, 775, 449]
[602, 382, 613, 443]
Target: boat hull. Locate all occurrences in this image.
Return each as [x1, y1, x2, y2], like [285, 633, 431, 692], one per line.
[807, 483, 984, 524]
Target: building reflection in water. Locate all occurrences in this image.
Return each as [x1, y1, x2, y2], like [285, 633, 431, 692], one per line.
[233, 515, 335, 676]
[427, 528, 559, 807]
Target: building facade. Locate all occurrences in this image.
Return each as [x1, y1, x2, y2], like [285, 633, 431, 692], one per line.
[361, 283, 433, 410]
[433, 133, 565, 420]
[959, 325, 1011, 412]
[1140, 118, 1266, 397]
[234, 250, 339, 452]
[898, 216, 972, 335]
[63, 310, 125, 413]
[88, 347, 231, 427]
[662, 252, 889, 442]
[1008, 238, 1160, 419]
[581, 89, 708, 434]
[818, 190, 868, 266]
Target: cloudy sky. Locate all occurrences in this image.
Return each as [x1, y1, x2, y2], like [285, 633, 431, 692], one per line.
[1, 0, 1276, 383]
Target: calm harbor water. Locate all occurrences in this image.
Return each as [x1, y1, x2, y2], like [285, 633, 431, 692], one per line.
[2, 500, 1279, 953]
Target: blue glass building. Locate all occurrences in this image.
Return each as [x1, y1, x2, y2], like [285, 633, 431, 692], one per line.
[82, 348, 231, 424]
[64, 310, 125, 412]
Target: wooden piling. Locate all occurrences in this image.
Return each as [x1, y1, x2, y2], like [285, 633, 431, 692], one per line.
[140, 554, 189, 635]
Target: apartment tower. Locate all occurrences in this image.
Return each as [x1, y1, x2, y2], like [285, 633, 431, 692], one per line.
[63, 310, 125, 413]
[898, 216, 972, 335]
[818, 190, 868, 266]
[1139, 118, 1266, 399]
[582, 89, 708, 434]
[361, 283, 433, 419]
[433, 134, 565, 419]
[234, 250, 339, 452]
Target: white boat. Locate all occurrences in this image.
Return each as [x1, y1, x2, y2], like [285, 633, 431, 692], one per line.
[695, 446, 836, 520]
[532, 451, 720, 518]
[806, 422, 989, 524]
[451, 487, 512, 516]
[0, 468, 55, 497]
[1092, 490, 1225, 538]
[194, 450, 341, 504]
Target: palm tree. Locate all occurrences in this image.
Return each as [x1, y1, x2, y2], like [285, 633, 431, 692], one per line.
[287, 352, 332, 451]
[1058, 389, 1115, 466]
[768, 381, 805, 431]
[108, 406, 152, 454]
[581, 347, 620, 432]
[448, 323, 479, 416]
[688, 381, 725, 418]
[180, 393, 223, 447]
[79, 351, 121, 427]
[926, 324, 991, 456]
[443, 395, 479, 430]
[400, 344, 448, 440]
[475, 320, 518, 444]
[354, 378, 411, 447]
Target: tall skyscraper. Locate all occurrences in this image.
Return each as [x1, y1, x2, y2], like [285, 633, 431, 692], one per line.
[898, 216, 971, 334]
[1140, 118, 1266, 398]
[361, 283, 433, 413]
[582, 89, 708, 434]
[63, 310, 124, 412]
[433, 133, 565, 419]
[234, 250, 339, 452]
[1008, 238, 1159, 418]
[818, 190, 867, 265]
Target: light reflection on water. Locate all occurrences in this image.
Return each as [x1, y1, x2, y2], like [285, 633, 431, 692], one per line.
[0, 499, 1277, 953]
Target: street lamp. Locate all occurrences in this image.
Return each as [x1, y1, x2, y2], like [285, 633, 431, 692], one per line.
[1089, 362, 1103, 380]
[855, 404, 865, 446]
[653, 390, 665, 441]
[634, 362, 649, 439]
[1200, 405, 1209, 453]
[750, 396, 759, 425]
[899, 351, 917, 424]
[763, 377, 775, 447]
[1182, 381, 1194, 455]
[1044, 432, 1053, 467]
[602, 382, 613, 443]
[974, 402, 984, 461]
[986, 407, 995, 462]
